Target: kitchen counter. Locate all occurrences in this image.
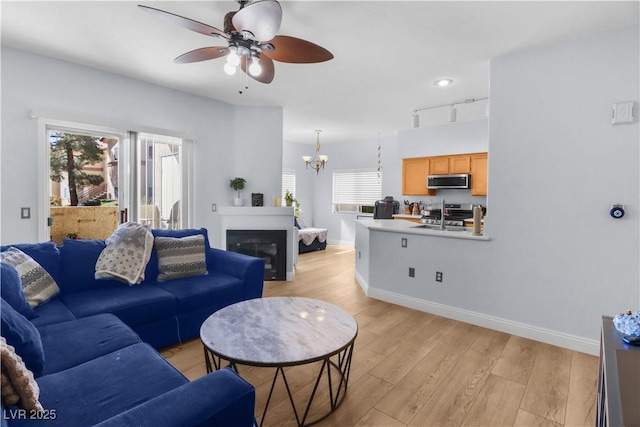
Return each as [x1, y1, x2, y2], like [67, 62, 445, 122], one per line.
[355, 218, 490, 241]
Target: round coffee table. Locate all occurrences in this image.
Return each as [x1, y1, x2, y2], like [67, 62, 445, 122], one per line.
[200, 297, 358, 427]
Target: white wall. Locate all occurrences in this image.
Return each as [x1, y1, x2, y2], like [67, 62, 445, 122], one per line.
[365, 25, 639, 351]
[486, 25, 639, 341]
[1, 47, 283, 246]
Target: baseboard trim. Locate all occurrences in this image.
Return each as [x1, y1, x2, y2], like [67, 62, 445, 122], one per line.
[365, 286, 599, 356]
[354, 270, 369, 294]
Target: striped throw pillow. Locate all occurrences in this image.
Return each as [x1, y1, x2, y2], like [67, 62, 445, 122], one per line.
[0, 248, 59, 307]
[155, 235, 207, 282]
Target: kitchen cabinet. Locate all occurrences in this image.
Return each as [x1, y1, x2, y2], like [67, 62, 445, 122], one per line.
[450, 155, 471, 173]
[403, 152, 487, 196]
[402, 157, 434, 196]
[429, 157, 450, 175]
[470, 153, 488, 196]
[429, 155, 471, 175]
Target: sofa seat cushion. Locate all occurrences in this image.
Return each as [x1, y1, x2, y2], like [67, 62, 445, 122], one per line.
[60, 284, 176, 326]
[10, 344, 188, 427]
[155, 271, 244, 313]
[38, 314, 141, 376]
[30, 298, 76, 328]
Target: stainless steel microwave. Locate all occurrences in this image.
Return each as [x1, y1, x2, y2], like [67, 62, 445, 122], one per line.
[427, 174, 470, 189]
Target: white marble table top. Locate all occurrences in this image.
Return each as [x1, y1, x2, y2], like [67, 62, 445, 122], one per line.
[200, 297, 358, 366]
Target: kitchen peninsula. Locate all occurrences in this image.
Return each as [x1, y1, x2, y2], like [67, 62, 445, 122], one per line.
[353, 218, 504, 345]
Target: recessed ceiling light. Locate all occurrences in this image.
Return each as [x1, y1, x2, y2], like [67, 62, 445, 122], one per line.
[434, 79, 453, 87]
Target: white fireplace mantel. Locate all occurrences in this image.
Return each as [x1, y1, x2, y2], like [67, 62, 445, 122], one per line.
[217, 206, 296, 280]
[218, 206, 294, 217]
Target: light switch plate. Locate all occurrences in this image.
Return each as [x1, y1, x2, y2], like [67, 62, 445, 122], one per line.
[612, 102, 634, 125]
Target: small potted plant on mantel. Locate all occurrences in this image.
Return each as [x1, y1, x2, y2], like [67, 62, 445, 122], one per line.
[284, 190, 296, 207]
[229, 177, 246, 206]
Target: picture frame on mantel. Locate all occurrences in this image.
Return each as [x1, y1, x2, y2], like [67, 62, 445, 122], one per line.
[251, 193, 264, 207]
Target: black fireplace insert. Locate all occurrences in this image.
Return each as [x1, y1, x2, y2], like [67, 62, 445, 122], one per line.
[226, 230, 287, 281]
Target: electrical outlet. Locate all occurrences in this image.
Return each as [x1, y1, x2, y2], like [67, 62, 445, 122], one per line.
[409, 267, 415, 278]
[211, 203, 217, 212]
[436, 271, 443, 282]
[401, 238, 407, 248]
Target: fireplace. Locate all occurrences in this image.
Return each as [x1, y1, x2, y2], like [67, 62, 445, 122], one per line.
[227, 230, 287, 281]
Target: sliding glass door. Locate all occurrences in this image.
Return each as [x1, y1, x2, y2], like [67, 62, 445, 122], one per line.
[39, 119, 192, 241]
[134, 132, 187, 230]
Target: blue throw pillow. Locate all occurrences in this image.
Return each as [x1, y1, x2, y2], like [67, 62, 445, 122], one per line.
[0, 262, 38, 319]
[0, 298, 45, 376]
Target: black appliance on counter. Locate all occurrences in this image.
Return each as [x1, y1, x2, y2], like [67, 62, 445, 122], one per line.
[374, 196, 399, 219]
[421, 203, 484, 227]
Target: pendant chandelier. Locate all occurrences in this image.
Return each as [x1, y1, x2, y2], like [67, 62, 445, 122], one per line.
[302, 130, 328, 174]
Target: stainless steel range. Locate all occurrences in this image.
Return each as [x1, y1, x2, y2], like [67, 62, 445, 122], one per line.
[421, 203, 483, 227]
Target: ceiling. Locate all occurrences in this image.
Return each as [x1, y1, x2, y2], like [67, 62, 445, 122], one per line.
[2, 1, 638, 144]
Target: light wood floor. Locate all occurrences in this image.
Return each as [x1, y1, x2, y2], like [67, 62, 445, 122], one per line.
[161, 245, 598, 427]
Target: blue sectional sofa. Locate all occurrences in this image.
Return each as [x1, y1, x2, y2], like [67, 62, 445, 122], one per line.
[1, 228, 264, 426]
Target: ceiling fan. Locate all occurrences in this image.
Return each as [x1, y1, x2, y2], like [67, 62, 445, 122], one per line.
[139, 0, 334, 84]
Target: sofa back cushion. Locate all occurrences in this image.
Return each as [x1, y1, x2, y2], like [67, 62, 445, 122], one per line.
[0, 263, 38, 319]
[0, 299, 44, 377]
[59, 239, 125, 293]
[0, 247, 60, 307]
[0, 242, 63, 287]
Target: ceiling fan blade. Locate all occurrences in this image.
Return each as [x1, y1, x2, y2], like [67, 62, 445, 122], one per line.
[138, 5, 228, 39]
[232, 0, 282, 41]
[175, 47, 229, 64]
[263, 36, 333, 63]
[240, 55, 275, 84]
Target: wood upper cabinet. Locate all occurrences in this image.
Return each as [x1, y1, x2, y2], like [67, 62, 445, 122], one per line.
[470, 153, 488, 196]
[402, 157, 434, 195]
[429, 155, 471, 175]
[450, 155, 471, 173]
[429, 157, 450, 175]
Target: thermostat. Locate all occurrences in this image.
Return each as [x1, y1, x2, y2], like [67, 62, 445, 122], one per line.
[610, 204, 625, 219]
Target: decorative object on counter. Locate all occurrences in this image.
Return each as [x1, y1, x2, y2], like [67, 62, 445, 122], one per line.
[251, 193, 263, 207]
[613, 310, 640, 340]
[229, 177, 246, 206]
[302, 130, 328, 174]
[472, 205, 483, 236]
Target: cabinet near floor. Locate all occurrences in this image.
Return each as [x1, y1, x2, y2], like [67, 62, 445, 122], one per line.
[401, 152, 488, 196]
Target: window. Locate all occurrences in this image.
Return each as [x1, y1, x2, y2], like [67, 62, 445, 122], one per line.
[332, 169, 382, 214]
[281, 169, 296, 205]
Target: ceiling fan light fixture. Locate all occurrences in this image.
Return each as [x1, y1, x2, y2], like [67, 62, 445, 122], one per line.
[249, 57, 262, 76]
[227, 47, 240, 66]
[224, 62, 237, 75]
[435, 79, 453, 87]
